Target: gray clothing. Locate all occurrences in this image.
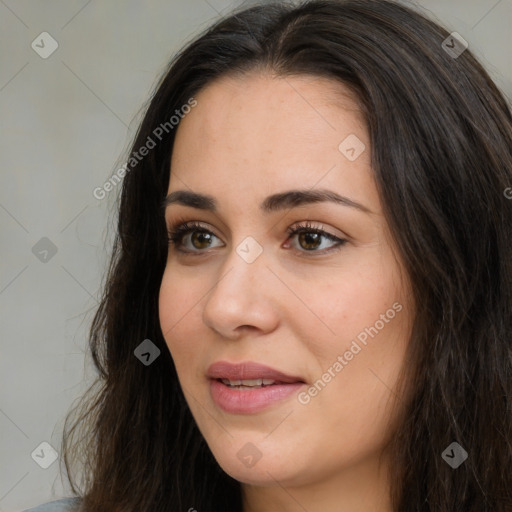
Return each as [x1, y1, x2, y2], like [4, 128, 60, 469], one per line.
[22, 497, 81, 512]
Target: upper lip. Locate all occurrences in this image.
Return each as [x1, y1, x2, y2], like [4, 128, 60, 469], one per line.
[207, 361, 306, 384]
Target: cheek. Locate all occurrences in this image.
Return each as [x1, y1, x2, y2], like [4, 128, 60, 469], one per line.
[158, 268, 204, 364]
[299, 256, 409, 413]
[301, 255, 404, 351]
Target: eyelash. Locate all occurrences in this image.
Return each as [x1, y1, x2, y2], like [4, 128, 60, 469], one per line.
[166, 219, 347, 256]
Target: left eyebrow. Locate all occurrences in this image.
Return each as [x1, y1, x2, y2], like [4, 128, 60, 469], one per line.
[161, 188, 373, 214]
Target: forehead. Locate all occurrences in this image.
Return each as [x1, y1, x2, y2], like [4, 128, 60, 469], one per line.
[172, 71, 363, 148]
[168, 71, 376, 211]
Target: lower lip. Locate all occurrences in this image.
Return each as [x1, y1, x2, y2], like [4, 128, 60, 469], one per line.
[209, 379, 305, 414]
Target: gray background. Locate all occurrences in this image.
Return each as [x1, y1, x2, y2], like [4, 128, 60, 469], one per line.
[1, 0, 510, 510]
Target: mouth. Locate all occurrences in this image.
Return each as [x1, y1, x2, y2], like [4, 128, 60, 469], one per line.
[206, 361, 307, 414]
[216, 377, 290, 389]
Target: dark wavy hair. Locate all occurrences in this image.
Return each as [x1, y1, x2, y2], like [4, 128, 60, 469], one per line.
[60, 0, 512, 510]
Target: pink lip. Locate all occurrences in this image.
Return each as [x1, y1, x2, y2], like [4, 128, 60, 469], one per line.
[207, 361, 306, 414]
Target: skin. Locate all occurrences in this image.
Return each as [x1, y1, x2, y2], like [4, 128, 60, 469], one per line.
[159, 71, 414, 512]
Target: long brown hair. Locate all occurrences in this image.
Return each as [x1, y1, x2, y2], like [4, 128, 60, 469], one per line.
[61, 1, 512, 510]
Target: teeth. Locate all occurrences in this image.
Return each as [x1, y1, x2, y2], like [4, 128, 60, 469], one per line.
[221, 378, 277, 387]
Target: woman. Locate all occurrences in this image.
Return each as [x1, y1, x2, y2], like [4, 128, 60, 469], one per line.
[25, 0, 512, 510]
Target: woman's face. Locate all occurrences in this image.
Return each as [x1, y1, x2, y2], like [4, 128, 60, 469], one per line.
[159, 72, 413, 491]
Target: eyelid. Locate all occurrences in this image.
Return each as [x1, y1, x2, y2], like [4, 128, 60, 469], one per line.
[166, 217, 345, 239]
[166, 216, 222, 238]
[286, 220, 346, 240]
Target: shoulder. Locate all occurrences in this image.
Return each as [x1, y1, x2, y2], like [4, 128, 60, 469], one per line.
[22, 497, 82, 512]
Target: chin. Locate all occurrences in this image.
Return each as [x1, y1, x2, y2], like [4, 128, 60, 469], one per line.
[219, 459, 294, 486]
[209, 441, 307, 487]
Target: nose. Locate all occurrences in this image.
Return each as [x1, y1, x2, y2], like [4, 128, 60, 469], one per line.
[201, 242, 280, 340]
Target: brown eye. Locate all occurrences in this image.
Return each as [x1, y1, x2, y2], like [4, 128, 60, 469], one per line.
[168, 220, 346, 256]
[298, 232, 322, 250]
[286, 222, 347, 254]
[167, 221, 223, 253]
[190, 231, 214, 249]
